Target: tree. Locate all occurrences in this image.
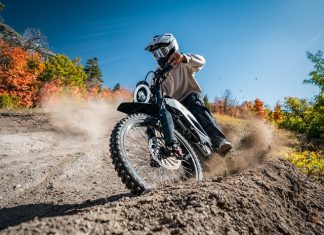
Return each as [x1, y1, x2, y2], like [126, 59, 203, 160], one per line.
[304, 51, 324, 92]
[113, 83, 121, 91]
[304, 51, 324, 139]
[280, 97, 310, 134]
[223, 89, 238, 113]
[0, 2, 4, 11]
[0, 39, 45, 107]
[203, 94, 211, 109]
[84, 57, 103, 90]
[0, 1, 4, 22]
[280, 95, 323, 140]
[40, 54, 87, 88]
[22, 28, 48, 51]
[213, 89, 238, 114]
[254, 98, 265, 118]
[273, 102, 283, 123]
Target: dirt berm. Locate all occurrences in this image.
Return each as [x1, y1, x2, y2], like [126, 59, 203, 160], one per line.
[2, 159, 323, 234]
[0, 108, 323, 234]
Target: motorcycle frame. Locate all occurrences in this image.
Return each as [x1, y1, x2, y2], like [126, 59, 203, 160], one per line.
[117, 67, 213, 157]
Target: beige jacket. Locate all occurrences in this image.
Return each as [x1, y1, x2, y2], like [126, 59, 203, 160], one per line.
[162, 53, 205, 102]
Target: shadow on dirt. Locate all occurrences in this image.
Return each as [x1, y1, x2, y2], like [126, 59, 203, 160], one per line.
[0, 192, 132, 230]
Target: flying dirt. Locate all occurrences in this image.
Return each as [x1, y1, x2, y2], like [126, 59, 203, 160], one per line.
[0, 101, 323, 234]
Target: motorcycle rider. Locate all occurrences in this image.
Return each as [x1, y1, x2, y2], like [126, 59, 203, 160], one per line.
[145, 33, 232, 155]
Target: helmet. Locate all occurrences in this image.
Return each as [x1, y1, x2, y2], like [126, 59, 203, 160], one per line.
[145, 33, 179, 67]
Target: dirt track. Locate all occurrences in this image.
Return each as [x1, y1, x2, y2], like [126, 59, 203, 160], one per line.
[0, 109, 323, 234]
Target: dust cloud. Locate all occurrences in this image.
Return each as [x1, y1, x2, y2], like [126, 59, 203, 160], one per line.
[42, 97, 287, 177]
[42, 97, 123, 142]
[204, 117, 289, 177]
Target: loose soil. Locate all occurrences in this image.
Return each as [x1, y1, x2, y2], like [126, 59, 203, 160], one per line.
[0, 109, 323, 234]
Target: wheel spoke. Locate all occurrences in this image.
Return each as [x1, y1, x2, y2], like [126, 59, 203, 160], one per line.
[126, 152, 148, 161]
[181, 165, 194, 176]
[121, 118, 200, 191]
[127, 128, 149, 152]
[125, 139, 148, 153]
[171, 169, 181, 183]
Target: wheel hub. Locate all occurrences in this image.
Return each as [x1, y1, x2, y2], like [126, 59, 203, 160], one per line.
[148, 138, 181, 170]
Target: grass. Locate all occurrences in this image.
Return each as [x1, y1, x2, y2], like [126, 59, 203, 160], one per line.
[214, 113, 248, 127]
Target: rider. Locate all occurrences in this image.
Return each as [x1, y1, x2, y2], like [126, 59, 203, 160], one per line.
[145, 33, 232, 155]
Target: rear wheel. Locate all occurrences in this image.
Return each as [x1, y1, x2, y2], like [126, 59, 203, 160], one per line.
[109, 113, 203, 195]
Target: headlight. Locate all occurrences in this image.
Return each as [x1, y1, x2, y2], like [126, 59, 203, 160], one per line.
[133, 81, 151, 103]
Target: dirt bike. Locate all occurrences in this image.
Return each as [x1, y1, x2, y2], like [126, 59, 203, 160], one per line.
[109, 63, 214, 195]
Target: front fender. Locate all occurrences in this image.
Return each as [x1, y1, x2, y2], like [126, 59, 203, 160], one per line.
[117, 102, 159, 116]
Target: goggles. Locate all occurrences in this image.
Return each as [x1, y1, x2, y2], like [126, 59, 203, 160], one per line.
[152, 43, 174, 59]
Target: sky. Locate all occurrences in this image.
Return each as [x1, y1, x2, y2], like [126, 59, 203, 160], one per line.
[1, 0, 323, 106]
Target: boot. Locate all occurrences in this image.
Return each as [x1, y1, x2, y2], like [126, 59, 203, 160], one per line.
[218, 139, 232, 155]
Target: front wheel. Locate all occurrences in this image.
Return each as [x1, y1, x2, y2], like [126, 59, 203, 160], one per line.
[109, 113, 203, 195]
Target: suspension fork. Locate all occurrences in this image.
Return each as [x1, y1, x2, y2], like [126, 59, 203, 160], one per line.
[152, 83, 178, 147]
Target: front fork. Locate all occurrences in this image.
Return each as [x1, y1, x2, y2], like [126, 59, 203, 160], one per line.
[154, 86, 178, 148]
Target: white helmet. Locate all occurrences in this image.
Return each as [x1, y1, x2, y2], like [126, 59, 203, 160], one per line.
[145, 33, 179, 63]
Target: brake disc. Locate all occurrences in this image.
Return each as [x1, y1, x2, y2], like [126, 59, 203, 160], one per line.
[148, 138, 181, 170]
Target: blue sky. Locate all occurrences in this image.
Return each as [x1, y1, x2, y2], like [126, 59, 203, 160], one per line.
[2, 0, 323, 106]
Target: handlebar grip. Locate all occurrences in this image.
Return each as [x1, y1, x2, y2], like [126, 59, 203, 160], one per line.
[162, 63, 173, 73]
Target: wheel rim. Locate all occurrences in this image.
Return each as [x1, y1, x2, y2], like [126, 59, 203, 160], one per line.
[121, 120, 199, 189]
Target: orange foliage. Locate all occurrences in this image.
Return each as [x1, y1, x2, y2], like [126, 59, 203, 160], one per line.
[240, 101, 254, 112]
[211, 99, 245, 118]
[38, 79, 64, 104]
[38, 79, 132, 106]
[0, 39, 45, 107]
[273, 102, 283, 122]
[254, 98, 265, 118]
[0, 39, 132, 107]
[210, 98, 269, 120]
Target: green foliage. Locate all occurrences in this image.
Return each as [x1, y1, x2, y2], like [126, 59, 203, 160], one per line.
[0, 2, 4, 11]
[279, 51, 324, 140]
[113, 83, 121, 91]
[40, 54, 87, 88]
[280, 97, 308, 132]
[203, 94, 211, 109]
[84, 57, 103, 82]
[0, 94, 19, 108]
[306, 105, 324, 139]
[304, 51, 324, 92]
[280, 97, 324, 139]
[288, 151, 323, 182]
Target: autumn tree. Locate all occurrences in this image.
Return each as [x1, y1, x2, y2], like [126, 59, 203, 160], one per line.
[254, 98, 265, 118]
[84, 57, 103, 90]
[40, 54, 87, 88]
[0, 40, 45, 107]
[22, 28, 48, 51]
[273, 102, 283, 123]
[212, 89, 239, 116]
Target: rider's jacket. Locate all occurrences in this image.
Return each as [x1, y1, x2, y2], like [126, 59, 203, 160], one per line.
[162, 54, 205, 102]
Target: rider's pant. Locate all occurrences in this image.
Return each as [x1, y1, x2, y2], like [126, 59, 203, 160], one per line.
[181, 92, 226, 149]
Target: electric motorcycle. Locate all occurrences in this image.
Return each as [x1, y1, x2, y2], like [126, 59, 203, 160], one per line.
[109, 64, 214, 194]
